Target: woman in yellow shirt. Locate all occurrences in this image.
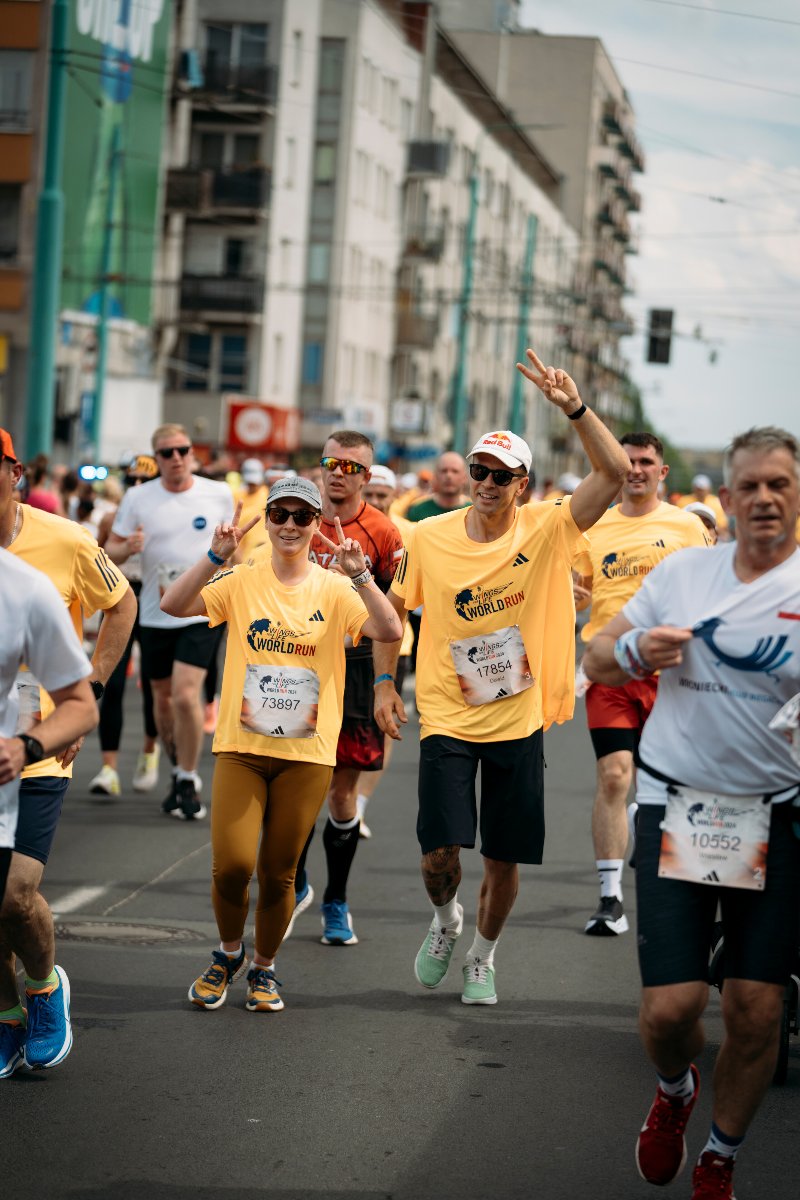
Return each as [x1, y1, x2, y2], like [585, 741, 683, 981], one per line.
[161, 477, 402, 1013]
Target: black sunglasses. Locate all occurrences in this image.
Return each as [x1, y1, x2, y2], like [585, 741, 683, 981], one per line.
[156, 445, 191, 459]
[469, 463, 527, 487]
[267, 507, 319, 527]
[319, 456, 367, 475]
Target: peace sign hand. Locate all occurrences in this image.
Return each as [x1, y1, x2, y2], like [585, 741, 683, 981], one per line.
[210, 501, 261, 562]
[516, 348, 582, 413]
[315, 517, 368, 580]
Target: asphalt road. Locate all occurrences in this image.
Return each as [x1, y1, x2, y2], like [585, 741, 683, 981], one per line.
[4, 680, 799, 1200]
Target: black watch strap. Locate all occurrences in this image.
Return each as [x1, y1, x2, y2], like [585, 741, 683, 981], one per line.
[18, 733, 45, 765]
[91, 680, 105, 701]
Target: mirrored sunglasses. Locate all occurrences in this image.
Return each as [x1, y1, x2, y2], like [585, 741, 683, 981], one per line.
[319, 456, 367, 475]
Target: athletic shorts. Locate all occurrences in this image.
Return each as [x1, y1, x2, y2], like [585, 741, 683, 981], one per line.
[417, 729, 545, 863]
[337, 655, 384, 772]
[635, 800, 800, 988]
[15, 776, 71, 865]
[586, 677, 658, 759]
[139, 623, 224, 681]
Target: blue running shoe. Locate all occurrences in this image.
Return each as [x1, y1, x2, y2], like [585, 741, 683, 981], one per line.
[24, 965, 72, 1070]
[282, 882, 315, 942]
[320, 900, 358, 945]
[0, 1020, 26, 1078]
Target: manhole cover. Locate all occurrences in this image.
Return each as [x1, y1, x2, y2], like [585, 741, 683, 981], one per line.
[56, 921, 204, 946]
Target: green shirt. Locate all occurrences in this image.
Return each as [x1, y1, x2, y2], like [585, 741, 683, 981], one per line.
[406, 496, 471, 522]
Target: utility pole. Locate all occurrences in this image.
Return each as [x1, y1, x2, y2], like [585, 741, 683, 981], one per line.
[451, 169, 478, 456]
[90, 124, 122, 455]
[508, 213, 537, 433]
[24, 0, 68, 458]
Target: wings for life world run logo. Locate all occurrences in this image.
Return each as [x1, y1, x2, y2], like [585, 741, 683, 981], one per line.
[454, 581, 524, 622]
[601, 551, 651, 580]
[246, 617, 315, 656]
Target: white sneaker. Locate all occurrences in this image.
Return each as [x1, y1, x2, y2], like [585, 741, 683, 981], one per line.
[358, 819, 372, 840]
[133, 748, 160, 793]
[89, 764, 121, 796]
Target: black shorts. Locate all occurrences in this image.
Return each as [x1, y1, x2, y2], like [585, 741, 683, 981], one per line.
[139, 623, 223, 681]
[336, 655, 385, 772]
[15, 776, 71, 865]
[417, 729, 545, 863]
[636, 800, 800, 988]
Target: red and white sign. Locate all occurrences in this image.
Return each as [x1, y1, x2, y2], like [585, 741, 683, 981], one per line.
[224, 398, 300, 454]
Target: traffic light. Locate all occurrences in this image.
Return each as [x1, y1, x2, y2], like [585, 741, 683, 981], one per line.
[646, 309, 674, 365]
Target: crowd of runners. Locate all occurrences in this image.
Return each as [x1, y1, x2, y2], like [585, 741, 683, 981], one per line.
[1, 348, 798, 1200]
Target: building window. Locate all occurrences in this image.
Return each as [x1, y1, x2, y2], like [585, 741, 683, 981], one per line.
[219, 334, 247, 392]
[0, 51, 33, 131]
[302, 341, 324, 386]
[272, 334, 283, 390]
[204, 22, 269, 91]
[176, 330, 248, 392]
[291, 30, 303, 86]
[314, 144, 336, 183]
[182, 333, 212, 391]
[318, 39, 345, 93]
[308, 243, 330, 283]
[285, 136, 296, 186]
[400, 98, 414, 139]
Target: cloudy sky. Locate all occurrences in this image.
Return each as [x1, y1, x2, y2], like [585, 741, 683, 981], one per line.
[519, 0, 800, 449]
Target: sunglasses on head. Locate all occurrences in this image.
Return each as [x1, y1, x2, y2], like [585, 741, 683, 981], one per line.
[469, 463, 527, 487]
[156, 445, 191, 459]
[267, 506, 319, 527]
[319, 456, 367, 475]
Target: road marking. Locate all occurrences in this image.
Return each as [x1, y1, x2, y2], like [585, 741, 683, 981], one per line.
[51, 885, 109, 916]
[101, 842, 211, 916]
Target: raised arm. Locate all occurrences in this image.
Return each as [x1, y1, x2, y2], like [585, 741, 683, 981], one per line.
[161, 501, 259, 617]
[517, 348, 628, 532]
[315, 519, 403, 645]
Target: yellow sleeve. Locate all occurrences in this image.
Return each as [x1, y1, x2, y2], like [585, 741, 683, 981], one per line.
[391, 540, 422, 609]
[73, 531, 130, 618]
[201, 567, 236, 628]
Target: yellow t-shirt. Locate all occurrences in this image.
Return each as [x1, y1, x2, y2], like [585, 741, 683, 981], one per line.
[202, 557, 369, 766]
[392, 500, 586, 741]
[390, 514, 415, 657]
[678, 492, 728, 531]
[580, 501, 710, 642]
[233, 484, 270, 558]
[10, 505, 130, 777]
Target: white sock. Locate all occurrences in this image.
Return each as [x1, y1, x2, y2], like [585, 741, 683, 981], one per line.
[329, 813, 359, 831]
[466, 929, 498, 966]
[219, 943, 242, 958]
[657, 1066, 696, 1101]
[597, 859, 624, 900]
[432, 896, 461, 930]
[176, 768, 202, 791]
[356, 793, 369, 819]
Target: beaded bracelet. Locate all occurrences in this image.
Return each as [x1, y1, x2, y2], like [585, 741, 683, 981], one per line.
[207, 548, 225, 567]
[350, 567, 372, 589]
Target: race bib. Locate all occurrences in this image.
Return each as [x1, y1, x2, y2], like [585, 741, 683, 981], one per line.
[449, 625, 533, 707]
[157, 562, 185, 598]
[15, 670, 42, 732]
[240, 665, 320, 739]
[658, 786, 771, 891]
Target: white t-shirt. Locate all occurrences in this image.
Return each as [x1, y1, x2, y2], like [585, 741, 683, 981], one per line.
[623, 543, 800, 798]
[113, 476, 234, 628]
[0, 550, 92, 847]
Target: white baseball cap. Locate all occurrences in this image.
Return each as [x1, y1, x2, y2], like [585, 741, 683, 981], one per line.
[692, 473, 712, 491]
[240, 458, 265, 485]
[368, 465, 397, 489]
[557, 472, 583, 494]
[468, 430, 532, 472]
[684, 501, 717, 528]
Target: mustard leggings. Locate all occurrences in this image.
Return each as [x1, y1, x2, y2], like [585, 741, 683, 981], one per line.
[211, 751, 333, 959]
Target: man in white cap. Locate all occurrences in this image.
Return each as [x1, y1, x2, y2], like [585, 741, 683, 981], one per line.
[375, 349, 630, 1006]
[684, 501, 718, 544]
[679, 473, 728, 537]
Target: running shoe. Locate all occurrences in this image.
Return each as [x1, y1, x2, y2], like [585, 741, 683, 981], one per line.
[161, 774, 180, 814]
[89, 765, 121, 796]
[203, 697, 219, 735]
[691, 1151, 736, 1199]
[0, 1019, 26, 1078]
[282, 882, 315, 942]
[358, 818, 372, 840]
[320, 900, 358, 945]
[188, 947, 248, 1009]
[133, 747, 160, 793]
[461, 959, 498, 1005]
[636, 1064, 700, 1185]
[413, 906, 464, 988]
[24, 965, 72, 1070]
[171, 777, 207, 821]
[585, 895, 629, 936]
[245, 966, 284, 1012]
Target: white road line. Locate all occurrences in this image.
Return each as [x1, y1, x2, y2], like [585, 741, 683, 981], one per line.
[101, 841, 211, 916]
[51, 885, 109, 916]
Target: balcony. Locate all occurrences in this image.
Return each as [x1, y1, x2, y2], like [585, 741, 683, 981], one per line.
[198, 59, 279, 107]
[619, 131, 645, 173]
[602, 99, 624, 135]
[403, 224, 446, 262]
[166, 166, 271, 213]
[396, 308, 439, 349]
[406, 140, 451, 178]
[613, 216, 631, 244]
[179, 275, 265, 314]
[626, 187, 642, 213]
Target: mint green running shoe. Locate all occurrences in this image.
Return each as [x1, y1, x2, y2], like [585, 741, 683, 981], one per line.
[413, 905, 463, 989]
[461, 959, 497, 1005]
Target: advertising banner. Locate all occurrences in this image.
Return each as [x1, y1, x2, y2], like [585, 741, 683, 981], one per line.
[225, 399, 301, 455]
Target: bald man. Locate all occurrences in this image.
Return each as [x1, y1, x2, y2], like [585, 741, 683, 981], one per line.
[406, 452, 470, 522]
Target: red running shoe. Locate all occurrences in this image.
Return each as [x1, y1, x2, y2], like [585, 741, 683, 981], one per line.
[691, 1151, 736, 1199]
[636, 1064, 700, 1185]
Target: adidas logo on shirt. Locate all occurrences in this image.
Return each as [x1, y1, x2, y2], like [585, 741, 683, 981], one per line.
[512, 553, 529, 567]
[309, 610, 325, 622]
[271, 726, 285, 736]
[652, 538, 666, 548]
[495, 688, 509, 699]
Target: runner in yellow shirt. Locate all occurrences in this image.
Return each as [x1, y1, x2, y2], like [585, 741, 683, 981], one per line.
[678, 473, 729, 536]
[161, 476, 401, 1013]
[577, 432, 710, 937]
[373, 349, 630, 1006]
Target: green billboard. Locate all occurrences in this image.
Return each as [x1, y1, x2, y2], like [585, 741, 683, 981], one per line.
[60, 0, 171, 325]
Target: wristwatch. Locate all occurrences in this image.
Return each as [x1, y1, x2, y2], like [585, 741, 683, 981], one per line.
[17, 733, 45, 765]
[91, 680, 105, 701]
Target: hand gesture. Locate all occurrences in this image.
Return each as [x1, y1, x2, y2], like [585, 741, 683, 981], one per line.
[516, 348, 581, 412]
[127, 525, 145, 554]
[315, 517, 368, 579]
[210, 501, 261, 562]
